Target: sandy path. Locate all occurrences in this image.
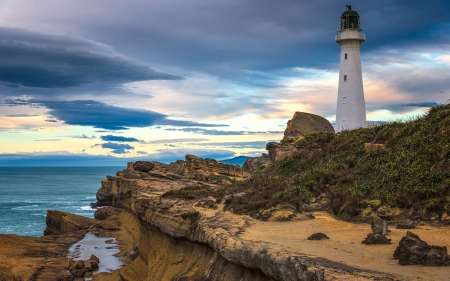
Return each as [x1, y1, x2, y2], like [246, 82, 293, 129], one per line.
[238, 212, 450, 281]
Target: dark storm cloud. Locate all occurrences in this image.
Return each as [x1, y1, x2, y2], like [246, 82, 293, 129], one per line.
[74, 0, 450, 75]
[165, 128, 283, 135]
[92, 142, 134, 154]
[2, 99, 228, 130]
[402, 102, 439, 108]
[100, 135, 140, 142]
[0, 27, 180, 90]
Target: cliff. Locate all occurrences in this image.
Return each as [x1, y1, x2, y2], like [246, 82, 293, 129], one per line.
[92, 156, 417, 281]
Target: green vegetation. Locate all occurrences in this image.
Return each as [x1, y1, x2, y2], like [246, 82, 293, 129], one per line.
[181, 211, 201, 223]
[166, 104, 450, 221]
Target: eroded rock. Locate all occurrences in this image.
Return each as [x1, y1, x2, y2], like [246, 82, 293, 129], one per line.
[362, 234, 392, 245]
[393, 231, 450, 266]
[94, 206, 122, 220]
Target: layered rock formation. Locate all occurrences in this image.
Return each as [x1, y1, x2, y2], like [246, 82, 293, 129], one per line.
[93, 156, 401, 281]
[242, 153, 270, 172]
[96, 154, 250, 208]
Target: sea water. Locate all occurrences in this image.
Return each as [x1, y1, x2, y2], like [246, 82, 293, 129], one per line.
[0, 166, 123, 237]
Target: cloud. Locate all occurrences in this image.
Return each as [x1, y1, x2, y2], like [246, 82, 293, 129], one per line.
[34, 139, 61, 142]
[146, 138, 209, 144]
[0, 27, 180, 90]
[402, 102, 439, 108]
[2, 99, 228, 130]
[136, 151, 148, 155]
[100, 135, 140, 142]
[69, 134, 97, 139]
[165, 128, 283, 136]
[194, 141, 271, 149]
[92, 142, 134, 154]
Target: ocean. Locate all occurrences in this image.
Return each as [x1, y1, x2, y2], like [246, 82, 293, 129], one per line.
[0, 166, 123, 237]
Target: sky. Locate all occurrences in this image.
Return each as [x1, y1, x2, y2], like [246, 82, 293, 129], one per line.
[0, 0, 449, 165]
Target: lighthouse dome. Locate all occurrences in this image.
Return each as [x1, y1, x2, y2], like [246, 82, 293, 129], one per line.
[340, 5, 360, 30]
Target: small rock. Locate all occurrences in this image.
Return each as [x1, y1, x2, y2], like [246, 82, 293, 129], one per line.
[362, 233, 392, 245]
[69, 259, 84, 270]
[89, 254, 100, 263]
[58, 274, 74, 281]
[396, 220, 415, 229]
[307, 233, 330, 240]
[70, 268, 87, 278]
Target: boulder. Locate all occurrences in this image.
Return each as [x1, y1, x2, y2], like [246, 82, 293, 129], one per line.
[94, 206, 122, 220]
[133, 161, 155, 172]
[283, 112, 335, 141]
[393, 231, 450, 266]
[307, 233, 330, 240]
[396, 220, 415, 229]
[69, 259, 84, 270]
[362, 234, 391, 245]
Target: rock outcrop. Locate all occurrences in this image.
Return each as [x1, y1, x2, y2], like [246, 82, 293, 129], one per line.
[393, 231, 450, 266]
[94, 206, 122, 220]
[283, 112, 334, 141]
[44, 210, 98, 235]
[95, 155, 250, 208]
[265, 112, 334, 162]
[242, 153, 270, 172]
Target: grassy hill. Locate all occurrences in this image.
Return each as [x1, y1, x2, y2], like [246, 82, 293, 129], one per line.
[166, 104, 450, 222]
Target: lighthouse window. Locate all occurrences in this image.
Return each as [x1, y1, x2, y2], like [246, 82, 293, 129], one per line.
[344, 53, 348, 60]
[344, 75, 347, 82]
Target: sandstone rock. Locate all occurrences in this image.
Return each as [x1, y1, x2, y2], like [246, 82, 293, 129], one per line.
[69, 259, 84, 270]
[58, 274, 74, 281]
[266, 141, 321, 162]
[393, 231, 450, 266]
[133, 161, 155, 172]
[44, 210, 98, 235]
[362, 233, 391, 245]
[94, 206, 122, 220]
[283, 112, 334, 141]
[307, 233, 330, 240]
[396, 220, 415, 229]
[70, 268, 86, 278]
[364, 143, 386, 151]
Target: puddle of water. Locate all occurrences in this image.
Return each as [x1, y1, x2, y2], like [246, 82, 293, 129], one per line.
[68, 232, 123, 279]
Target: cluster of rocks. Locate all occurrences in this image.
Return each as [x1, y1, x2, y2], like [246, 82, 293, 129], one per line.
[65, 254, 100, 279]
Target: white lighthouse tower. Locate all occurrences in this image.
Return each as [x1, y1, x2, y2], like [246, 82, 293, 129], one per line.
[335, 4, 367, 132]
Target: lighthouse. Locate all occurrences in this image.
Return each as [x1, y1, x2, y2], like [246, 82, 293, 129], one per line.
[335, 4, 367, 132]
